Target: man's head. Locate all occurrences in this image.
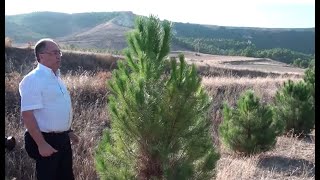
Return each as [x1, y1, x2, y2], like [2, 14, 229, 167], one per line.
[34, 38, 62, 73]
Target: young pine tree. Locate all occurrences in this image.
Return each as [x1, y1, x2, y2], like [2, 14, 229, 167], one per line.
[274, 80, 315, 135]
[303, 67, 315, 102]
[95, 15, 220, 180]
[219, 90, 283, 155]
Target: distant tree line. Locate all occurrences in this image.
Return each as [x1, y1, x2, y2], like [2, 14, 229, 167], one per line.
[173, 37, 314, 68]
[173, 22, 315, 54]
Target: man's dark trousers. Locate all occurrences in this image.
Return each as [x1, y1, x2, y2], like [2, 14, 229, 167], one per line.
[24, 131, 74, 180]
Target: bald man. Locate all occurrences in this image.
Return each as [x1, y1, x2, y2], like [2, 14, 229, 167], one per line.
[19, 38, 79, 180]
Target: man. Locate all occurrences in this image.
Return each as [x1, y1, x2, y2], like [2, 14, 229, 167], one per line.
[19, 38, 79, 180]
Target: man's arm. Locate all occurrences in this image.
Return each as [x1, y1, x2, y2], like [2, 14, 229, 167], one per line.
[22, 110, 58, 157]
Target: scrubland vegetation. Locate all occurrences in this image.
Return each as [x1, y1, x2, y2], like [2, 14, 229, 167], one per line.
[5, 46, 314, 180]
[5, 16, 314, 179]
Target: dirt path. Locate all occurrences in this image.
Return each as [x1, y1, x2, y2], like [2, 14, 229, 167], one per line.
[170, 51, 305, 75]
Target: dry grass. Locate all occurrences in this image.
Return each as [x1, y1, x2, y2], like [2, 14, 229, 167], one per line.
[216, 136, 315, 180]
[5, 47, 119, 75]
[175, 51, 305, 77]
[202, 76, 301, 87]
[203, 76, 302, 102]
[5, 48, 314, 180]
[5, 72, 110, 180]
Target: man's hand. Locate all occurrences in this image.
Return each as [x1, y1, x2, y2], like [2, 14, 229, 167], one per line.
[68, 132, 80, 145]
[38, 142, 58, 157]
[21, 110, 58, 157]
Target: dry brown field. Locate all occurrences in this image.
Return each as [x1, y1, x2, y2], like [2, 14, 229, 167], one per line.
[5, 47, 314, 180]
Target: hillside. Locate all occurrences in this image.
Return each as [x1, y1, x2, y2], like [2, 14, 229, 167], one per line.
[5, 20, 45, 42]
[5, 11, 314, 52]
[5, 46, 304, 79]
[5, 11, 127, 42]
[174, 23, 314, 54]
[5, 11, 314, 68]
[58, 22, 131, 50]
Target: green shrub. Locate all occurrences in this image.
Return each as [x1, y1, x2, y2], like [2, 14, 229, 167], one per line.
[95, 15, 220, 180]
[304, 67, 315, 85]
[219, 90, 283, 155]
[304, 67, 315, 101]
[274, 80, 314, 135]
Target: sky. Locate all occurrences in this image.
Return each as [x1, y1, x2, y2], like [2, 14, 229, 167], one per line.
[5, 0, 315, 28]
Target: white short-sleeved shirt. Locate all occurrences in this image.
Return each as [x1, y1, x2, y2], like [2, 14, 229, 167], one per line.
[19, 63, 73, 132]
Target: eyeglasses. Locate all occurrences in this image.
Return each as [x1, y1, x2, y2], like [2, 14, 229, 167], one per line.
[40, 50, 63, 56]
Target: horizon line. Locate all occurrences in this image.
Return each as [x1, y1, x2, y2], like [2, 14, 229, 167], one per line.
[5, 10, 315, 29]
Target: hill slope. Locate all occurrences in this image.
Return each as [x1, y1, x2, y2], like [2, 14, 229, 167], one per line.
[5, 11, 314, 56]
[58, 22, 131, 50]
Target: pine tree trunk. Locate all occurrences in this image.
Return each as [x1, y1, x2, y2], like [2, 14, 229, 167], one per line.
[138, 148, 163, 180]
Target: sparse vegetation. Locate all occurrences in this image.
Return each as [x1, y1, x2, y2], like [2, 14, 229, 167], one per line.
[174, 36, 313, 65]
[219, 90, 283, 155]
[6, 12, 314, 65]
[5, 43, 314, 180]
[273, 80, 314, 135]
[60, 44, 123, 55]
[304, 67, 315, 100]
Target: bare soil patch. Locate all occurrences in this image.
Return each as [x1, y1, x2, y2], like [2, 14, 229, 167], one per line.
[170, 51, 305, 75]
